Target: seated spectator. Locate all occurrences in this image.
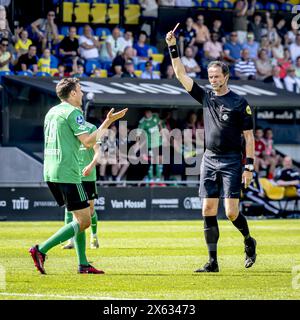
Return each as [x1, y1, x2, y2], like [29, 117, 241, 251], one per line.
[14, 44, 38, 73]
[285, 25, 298, 46]
[276, 156, 300, 195]
[59, 26, 80, 66]
[265, 65, 284, 89]
[254, 126, 267, 173]
[53, 63, 70, 77]
[289, 32, 300, 64]
[0, 37, 10, 71]
[223, 32, 243, 64]
[119, 30, 134, 52]
[111, 46, 135, 76]
[277, 48, 292, 79]
[0, 5, 10, 33]
[31, 10, 59, 51]
[210, 19, 226, 44]
[79, 24, 101, 61]
[99, 27, 123, 62]
[163, 64, 175, 79]
[259, 35, 272, 58]
[248, 14, 264, 42]
[283, 66, 300, 93]
[71, 63, 88, 78]
[295, 56, 300, 79]
[14, 29, 32, 57]
[0, 17, 13, 46]
[181, 46, 201, 78]
[271, 38, 284, 61]
[133, 31, 151, 62]
[264, 12, 279, 44]
[276, 17, 288, 42]
[192, 14, 210, 50]
[242, 32, 259, 59]
[203, 32, 223, 63]
[263, 127, 279, 179]
[178, 17, 197, 57]
[255, 48, 272, 81]
[91, 68, 102, 78]
[121, 59, 137, 78]
[141, 60, 160, 79]
[37, 48, 51, 73]
[234, 48, 256, 80]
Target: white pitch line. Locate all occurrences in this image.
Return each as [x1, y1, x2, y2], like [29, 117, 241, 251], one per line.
[0, 292, 147, 300]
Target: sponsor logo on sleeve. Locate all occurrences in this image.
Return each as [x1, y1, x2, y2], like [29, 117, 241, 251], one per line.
[76, 115, 84, 125]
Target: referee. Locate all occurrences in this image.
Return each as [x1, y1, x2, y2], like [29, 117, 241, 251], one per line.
[166, 30, 257, 272]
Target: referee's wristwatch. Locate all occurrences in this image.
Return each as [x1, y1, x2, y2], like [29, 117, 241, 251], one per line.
[244, 164, 254, 172]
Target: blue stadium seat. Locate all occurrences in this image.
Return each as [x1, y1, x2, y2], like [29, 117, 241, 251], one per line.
[78, 26, 94, 36]
[192, 0, 202, 7]
[281, 3, 293, 12]
[100, 61, 112, 70]
[17, 71, 33, 76]
[0, 70, 14, 83]
[85, 59, 101, 75]
[36, 72, 51, 77]
[125, 0, 139, 4]
[50, 55, 59, 69]
[265, 3, 279, 11]
[255, 2, 264, 10]
[149, 45, 158, 54]
[201, 0, 217, 8]
[137, 61, 147, 71]
[218, 1, 234, 9]
[60, 26, 70, 36]
[95, 27, 111, 39]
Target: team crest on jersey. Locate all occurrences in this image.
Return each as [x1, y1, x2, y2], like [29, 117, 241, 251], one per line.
[222, 114, 229, 121]
[76, 115, 84, 125]
[246, 105, 252, 115]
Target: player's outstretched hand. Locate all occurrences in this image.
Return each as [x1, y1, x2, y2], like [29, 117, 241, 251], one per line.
[165, 31, 176, 47]
[106, 108, 128, 123]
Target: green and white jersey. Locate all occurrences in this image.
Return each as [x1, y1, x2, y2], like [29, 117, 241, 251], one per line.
[43, 102, 89, 183]
[79, 122, 97, 182]
[138, 114, 162, 149]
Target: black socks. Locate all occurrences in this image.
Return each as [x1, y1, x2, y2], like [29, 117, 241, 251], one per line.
[232, 213, 250, 241]
[203, 216, 219, 264]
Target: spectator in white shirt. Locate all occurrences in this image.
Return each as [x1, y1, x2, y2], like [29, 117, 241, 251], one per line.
[119, 30, 134, 52]
[284, 66, 300, 93]
[79, 24, 100, 60]
[181, 46, 201, 78]
[175, 0, 192, 6]
[141, 60, 160, 79]
[289, 33, 300, 64]
[100, 27, 123, 62]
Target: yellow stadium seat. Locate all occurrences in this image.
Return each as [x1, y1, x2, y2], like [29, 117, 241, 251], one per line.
[62, 2, 73, 23]
[153, 71, 161, 78]
[90, 3, 107, 24]
[134, 70, 142, 77]
[50, 68, 58, 76]
[290, 0, 299, 4]
[107, 4, 119, 24]
[100, 69, 107, 78]
[259, 178, 285, 200]
[74, 2, 90, 23]
[125, 4, 140, 25]
[58, 34, 64, 41]
[284, 186, 298, 198]
[150, 53, 164, 63]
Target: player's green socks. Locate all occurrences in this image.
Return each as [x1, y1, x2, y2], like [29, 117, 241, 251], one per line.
[91, 210, 98, 236]
[148, 164, 154, 180]
[155, 164, 163, 181]
[39, 221, 80, 254]
[232, 213, 250, 240]
[203, 216, 219, 264]
[64, 208, 73, 225]
[74, 230, 89, 266]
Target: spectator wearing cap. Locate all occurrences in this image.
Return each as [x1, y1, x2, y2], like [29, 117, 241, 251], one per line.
[242, 32, 259, 59]
[14, 44, 38, 73]
[0, 37, 11, 71]
[141, 60, 160, 79]
[79, 24, 101, 61]
[284, 66, 300, 93]
[181, 46, 201, 78]
[31, 10, 59, 51]
[234, 48, 256, 80]
[289, 33, 300, 64]
[223, 32, 243, 64]
[100, 27, 123, 62]
[14, 29, 32, 57]
[111, 46, 135, 76]
[121, 59, 137, 78]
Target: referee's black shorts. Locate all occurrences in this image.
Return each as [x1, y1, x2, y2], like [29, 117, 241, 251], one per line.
[82, 181, 98, 200]
[47, 182, 89, 211]
[199, 149, 242, 199]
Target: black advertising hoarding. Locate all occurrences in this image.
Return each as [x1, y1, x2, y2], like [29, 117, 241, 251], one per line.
[0, 186, 211, 221]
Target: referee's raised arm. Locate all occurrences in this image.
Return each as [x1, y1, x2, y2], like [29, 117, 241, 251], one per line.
[165, 30, 194, 92]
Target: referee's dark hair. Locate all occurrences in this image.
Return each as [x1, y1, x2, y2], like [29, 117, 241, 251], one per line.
[56, 77, 80, 100]
[207, 61, 229, 77]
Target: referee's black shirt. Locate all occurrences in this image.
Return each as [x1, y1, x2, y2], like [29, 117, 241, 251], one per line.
[188, 81, 254, 154]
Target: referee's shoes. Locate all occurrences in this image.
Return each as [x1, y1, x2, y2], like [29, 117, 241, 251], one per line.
[244, 237, 257, 268]
[194, 261, 219, 273]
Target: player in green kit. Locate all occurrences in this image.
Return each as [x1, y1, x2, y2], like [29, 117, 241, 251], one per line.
[29, 78, 127, 274]
[63, 121, 100, 250]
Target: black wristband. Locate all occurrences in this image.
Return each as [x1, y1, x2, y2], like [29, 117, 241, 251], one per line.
[169, 45, 179, 59]
[246, 157, 254, 165]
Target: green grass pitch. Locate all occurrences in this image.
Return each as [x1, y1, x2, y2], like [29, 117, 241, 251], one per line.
[0, 219, 300, 300]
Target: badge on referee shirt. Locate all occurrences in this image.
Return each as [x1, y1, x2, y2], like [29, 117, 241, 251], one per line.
[246, 105, 252, 115]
